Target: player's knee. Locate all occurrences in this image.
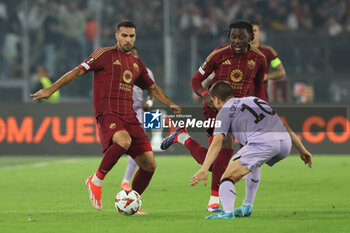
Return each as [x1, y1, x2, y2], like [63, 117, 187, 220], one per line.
[142, 160, 157, 172]
[221, 174, 241, 184]
[112, 131, 132, 149]
[116, 138, 132, 149]
[221, 170, 246, 184]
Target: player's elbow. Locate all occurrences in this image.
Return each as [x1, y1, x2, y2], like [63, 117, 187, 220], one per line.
[147, 84, 157, 94]
[280, 69, 286, 79]
[190, 72, 203, 92]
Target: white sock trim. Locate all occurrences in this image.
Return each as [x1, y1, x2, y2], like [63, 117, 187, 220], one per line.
[92, 174, 103, 186]
[208, 195, 220, 205]
[177, 133, 190, 145]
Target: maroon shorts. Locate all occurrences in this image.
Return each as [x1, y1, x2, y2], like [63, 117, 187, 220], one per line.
[97, 114, 152, 158]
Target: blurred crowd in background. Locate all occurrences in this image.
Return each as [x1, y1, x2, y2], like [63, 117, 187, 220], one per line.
[0, 0, 349, 103]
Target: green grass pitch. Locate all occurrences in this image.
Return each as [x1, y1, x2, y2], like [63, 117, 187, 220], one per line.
[0, 155, 349, 233]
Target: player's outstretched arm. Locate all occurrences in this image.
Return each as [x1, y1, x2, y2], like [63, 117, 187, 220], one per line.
[284, 123, 312, 168]
[146, 84, 181, 115]
[265, 63, 286, 81]
[190, 133, 224, 186]
[30, 67, 85, 101]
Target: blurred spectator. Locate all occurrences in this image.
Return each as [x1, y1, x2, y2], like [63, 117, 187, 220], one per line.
[31, 66, 60, 104]
[1, 0, 350, 103]
[215, 0, 240, 26]
[59, 0, 87, 68]
[327, 16, 342, 36]
[42, 1, 64, 76]
[293, 83, 314, 103]
[2, 18, 20, 78]
[179, 1, 203, 37]
[0, 2, 8, 78]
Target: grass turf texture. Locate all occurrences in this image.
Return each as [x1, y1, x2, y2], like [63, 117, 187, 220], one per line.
[0, 155, 349, 233]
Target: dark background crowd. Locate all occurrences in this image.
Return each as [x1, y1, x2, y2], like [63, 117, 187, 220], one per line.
[0, 0, 349, 103]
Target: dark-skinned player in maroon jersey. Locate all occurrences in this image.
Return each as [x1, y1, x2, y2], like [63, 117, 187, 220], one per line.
[223, 20, 287, 218]
[161, 21, 267, 213]
[30, 20, 181, 213]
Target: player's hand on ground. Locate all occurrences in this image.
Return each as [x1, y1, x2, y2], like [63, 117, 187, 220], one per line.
[190, 168, 208, 186]
[30, 88, 53, 101]
[300, 149, 312, 168]
[170, 104, 182, 115]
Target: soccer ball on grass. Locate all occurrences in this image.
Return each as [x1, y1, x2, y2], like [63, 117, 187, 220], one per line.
[115, 189, 142, 215]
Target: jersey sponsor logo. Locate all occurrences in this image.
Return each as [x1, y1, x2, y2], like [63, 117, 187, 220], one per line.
[230, 69, 243, 82]
[113, 59, 121, 65]
[119, 83, 132, 92]
[143, 110, 161, 129]
[109, 123, 116, 129]
[222, 59, 231, 65]
[133, 63, 139, 72]
[247, 60, 256, 69]
[122, 70, 133, 84]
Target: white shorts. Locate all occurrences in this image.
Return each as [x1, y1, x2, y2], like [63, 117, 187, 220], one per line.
[134, 108, 143, 124]
[232, 138, 292, 171]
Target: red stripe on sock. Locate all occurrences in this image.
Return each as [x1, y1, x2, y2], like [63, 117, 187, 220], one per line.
[211, 190, 219, 196]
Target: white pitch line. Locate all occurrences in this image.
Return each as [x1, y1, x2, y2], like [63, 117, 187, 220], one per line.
[0, 208, 346, 215]
[0, 209, 184, 214]
[0, 158, 84, 171]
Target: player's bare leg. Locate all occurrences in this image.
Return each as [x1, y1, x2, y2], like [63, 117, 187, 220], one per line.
[86, 130, 131, 210]
[205, 159, 250, 219]
[132, 151, 157, 214]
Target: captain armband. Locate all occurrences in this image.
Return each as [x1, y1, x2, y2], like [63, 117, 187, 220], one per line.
[271, 57, 282, 68]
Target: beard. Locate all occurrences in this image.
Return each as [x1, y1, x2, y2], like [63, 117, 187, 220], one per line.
[121, 43, 133, 53]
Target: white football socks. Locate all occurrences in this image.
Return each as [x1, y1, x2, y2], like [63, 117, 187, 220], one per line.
[122, 156, 138, 184]
[177, 132, 190, 145]
[243, 166, 261, 206]
[92, 174, 103, 186]
[208, 195, 220, 206]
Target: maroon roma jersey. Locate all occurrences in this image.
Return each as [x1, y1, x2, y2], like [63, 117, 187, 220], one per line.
[248, 44, 280, 100]
[78, 45, 154, 123]
[258, 44, 278, 74]
[191, 44, 267, 101]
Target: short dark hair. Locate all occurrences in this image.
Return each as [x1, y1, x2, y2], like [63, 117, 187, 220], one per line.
[117, 20, 136, 31]
[229, 20, 254, 41]
[209, 81, 234, 101]
[249, 20, 260, 27]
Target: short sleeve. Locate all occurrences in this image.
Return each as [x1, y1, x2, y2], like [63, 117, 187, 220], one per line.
[213, 106, 232, 137]
[146, 68, 155, 82]
[78, 48, 104, 72]
[198, 51, 216, 77]
[267, 47, 280, 68]
[134, 61, 155, 90]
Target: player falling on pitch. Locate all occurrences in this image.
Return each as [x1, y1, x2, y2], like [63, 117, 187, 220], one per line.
[190, 81, 312, 219]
